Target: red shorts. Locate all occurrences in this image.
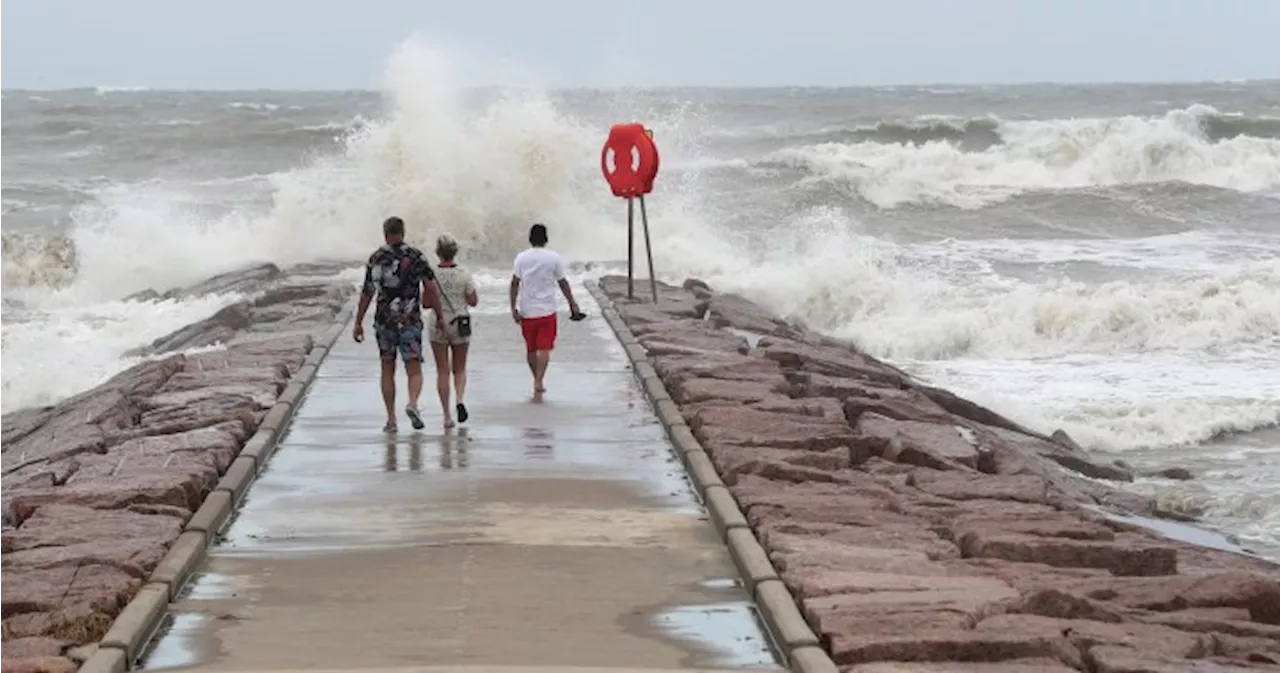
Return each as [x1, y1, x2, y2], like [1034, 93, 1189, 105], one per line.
[521, 314, 558, 353]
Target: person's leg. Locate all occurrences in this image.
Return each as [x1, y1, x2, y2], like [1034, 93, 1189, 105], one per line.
[521, 318, 537, 375]
[451, 342, 470, 423]
[531, 315, 557, 393]
[431, 340, 453, 427]
[531, 350, 550, 392]
[375, 324, 398, 431]
[521, 317, 539, 383]
[403, 324, 425, 409]
[380, 360, 397, 425]
[401, 324, 426, 429]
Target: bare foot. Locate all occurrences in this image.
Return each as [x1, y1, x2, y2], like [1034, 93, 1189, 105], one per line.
[443, 417, 456, 429]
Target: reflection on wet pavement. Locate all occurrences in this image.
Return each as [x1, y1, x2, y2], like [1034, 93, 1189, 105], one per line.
[653, 601, 777, 670]
[142, 288, 780, 671]
[379, 429, 472, 472]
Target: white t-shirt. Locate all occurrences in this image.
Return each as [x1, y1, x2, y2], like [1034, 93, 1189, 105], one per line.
[513, 247, 567, 319]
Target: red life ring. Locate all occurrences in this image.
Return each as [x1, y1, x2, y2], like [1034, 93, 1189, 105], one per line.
[601, 123, 660, 198]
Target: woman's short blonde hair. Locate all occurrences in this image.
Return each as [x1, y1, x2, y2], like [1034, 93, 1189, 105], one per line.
[435, 235, 460, 261]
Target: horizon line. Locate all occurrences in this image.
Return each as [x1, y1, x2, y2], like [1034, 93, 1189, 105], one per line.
[4, 77, 1278, 94]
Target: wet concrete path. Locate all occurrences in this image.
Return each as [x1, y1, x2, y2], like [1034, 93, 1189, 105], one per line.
[142, 285, 780, 672]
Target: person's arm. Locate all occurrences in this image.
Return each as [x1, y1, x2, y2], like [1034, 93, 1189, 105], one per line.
[555, 256, 580, 315]
[353, 260, 375, 340]
[509, 275, 521, 323]
[557, 279, 580, 315]
[424, 279, 446, 325]
[418, 259, 445, 327]
[509, 255, 523, 323]
[464, 273, 479, 307]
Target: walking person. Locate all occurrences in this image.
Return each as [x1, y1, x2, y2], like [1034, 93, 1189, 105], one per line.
[509, 223, 583, 396]
[353, 216, 446, 433]
[427, 235, 478, 428]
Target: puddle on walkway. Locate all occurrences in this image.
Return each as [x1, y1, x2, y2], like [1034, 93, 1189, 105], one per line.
[139, 612, 211, 670]
[652, 601, 778, 669]
[181, 571, 241, 601]
[700, 577, 744, 590]
[215, 419, 703, 558]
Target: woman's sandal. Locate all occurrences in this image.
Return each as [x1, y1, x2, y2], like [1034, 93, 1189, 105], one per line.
[405, 406, 425, 430]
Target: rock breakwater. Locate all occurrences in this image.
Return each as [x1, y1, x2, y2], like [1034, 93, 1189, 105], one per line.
[596, 274, 1280, 672]
[1, 263, 356, 672]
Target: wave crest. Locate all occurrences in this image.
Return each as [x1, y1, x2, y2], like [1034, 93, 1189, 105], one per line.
[772, 104, 1280, 208]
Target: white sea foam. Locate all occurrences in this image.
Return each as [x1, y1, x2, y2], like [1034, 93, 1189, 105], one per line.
[1, 294, 243, 413]
[94, 85, 150, 95]
[227, 102, 280, 111]
[772, 104, 1280, 208]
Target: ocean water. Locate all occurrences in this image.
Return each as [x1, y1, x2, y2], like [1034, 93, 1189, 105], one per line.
[3, 42, 1278, 556]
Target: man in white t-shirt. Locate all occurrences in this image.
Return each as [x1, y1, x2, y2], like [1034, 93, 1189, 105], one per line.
[509, 223, 581, 394]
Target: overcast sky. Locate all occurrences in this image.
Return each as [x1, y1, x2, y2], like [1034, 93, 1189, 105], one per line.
[3, 0, 1279, 89]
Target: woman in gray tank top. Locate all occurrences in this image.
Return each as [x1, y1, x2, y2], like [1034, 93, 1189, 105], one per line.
[427, 235, 478, 428]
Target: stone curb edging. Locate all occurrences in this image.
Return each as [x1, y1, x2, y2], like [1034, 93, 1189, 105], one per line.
[588, 282, 839, 673]
[82, 295, 358, 673]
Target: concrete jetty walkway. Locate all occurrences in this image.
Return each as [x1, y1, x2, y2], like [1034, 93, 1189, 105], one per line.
[141, 290, 780, 672]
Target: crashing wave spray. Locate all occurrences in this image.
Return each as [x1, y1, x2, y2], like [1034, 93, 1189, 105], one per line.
[772, 104, 1280, 209]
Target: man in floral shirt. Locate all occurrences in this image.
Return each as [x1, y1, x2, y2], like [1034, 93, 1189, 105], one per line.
[353, 216, 446, 432]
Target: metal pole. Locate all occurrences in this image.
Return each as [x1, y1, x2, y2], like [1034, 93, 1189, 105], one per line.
[626, 197, 635, 299]
[639, 195, 658, 304]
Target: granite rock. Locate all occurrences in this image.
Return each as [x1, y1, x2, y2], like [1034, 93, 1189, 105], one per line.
[595, 274, 1280, 672]
[1, 267, 354, 654]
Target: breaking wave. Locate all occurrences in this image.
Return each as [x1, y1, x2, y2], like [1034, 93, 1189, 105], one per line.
[770, 105, 1280, 208]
